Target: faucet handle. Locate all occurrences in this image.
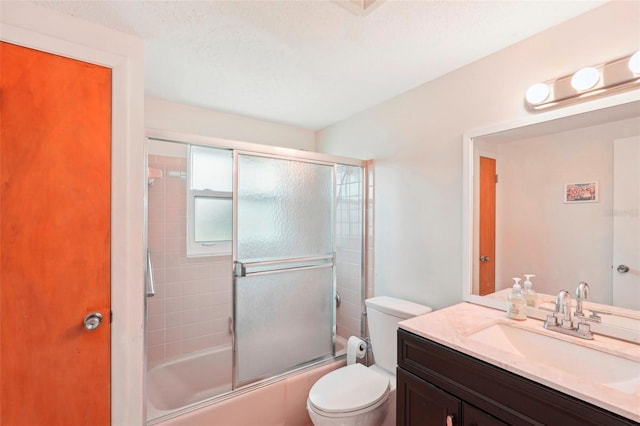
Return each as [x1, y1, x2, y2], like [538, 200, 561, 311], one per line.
[576, 319, 594, 339]
[589, 311, 603, 322]
[544, 314, 559, 328]
[577, 311, 602, 323]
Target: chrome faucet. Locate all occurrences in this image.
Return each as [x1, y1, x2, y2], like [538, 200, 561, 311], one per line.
[555, 289, 573, 329]
[574, 282, 601, 323]
[544, 288, 594, 339]
[575, 282, 589, 316]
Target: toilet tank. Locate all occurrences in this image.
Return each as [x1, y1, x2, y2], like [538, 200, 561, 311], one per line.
[365, 296, 432, 374]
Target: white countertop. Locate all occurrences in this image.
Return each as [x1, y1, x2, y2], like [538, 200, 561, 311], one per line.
[399, 302, 640, 422]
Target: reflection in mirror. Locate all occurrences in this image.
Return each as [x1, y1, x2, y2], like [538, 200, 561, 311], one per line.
[463, 96, 640, 335]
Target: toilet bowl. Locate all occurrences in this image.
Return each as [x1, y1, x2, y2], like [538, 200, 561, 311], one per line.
[307, 296, 432, 426]
[307, 363, 390, 426]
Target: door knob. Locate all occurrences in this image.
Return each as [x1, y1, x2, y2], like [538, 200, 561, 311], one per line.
[479, 256, 491, 263]
[616, 264, 630, 273]
[84, 312, 103, 330]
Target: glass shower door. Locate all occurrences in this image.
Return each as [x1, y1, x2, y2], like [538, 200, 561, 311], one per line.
[234, 153, 335, 386]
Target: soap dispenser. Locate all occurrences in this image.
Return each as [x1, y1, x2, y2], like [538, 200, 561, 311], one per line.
[507, 278, 527, 320]
[523, 274, 537, 307]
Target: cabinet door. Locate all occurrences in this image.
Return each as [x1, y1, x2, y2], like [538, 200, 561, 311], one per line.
[463, 403, 509, 426]
[398, 368, 461, 425]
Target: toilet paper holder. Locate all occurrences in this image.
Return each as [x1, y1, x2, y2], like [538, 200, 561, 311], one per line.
[346, 336, 369, 365]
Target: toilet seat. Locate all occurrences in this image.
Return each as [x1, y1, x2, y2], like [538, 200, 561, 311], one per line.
[307, 363, 389, 417]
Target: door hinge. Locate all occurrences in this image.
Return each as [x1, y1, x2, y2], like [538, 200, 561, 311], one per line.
[110, 310, 113, 324]
[495, 174, 499, 183]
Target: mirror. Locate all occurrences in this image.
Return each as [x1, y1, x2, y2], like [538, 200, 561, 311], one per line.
[463, 92, 640, 334]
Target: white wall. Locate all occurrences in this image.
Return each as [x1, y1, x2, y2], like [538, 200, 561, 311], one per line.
[146, 96, 315, 151]
[316, 2, 640, 310]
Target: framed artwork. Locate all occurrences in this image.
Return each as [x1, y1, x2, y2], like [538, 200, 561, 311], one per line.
[564, 182, 598, 203]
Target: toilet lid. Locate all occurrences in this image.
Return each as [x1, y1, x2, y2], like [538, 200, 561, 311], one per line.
[308, 363, 389, 414]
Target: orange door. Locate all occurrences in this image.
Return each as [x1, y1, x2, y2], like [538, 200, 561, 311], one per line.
[0, 42, 111, 425]
[479, 156, 496, 296]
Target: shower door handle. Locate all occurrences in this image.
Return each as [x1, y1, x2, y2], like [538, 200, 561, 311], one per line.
[234, 255, 334, 277]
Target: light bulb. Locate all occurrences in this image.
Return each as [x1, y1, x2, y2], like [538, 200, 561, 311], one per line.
[525, 83, 550, 105]
[628, 50, 640, 74]
[571, 67, 600, 91]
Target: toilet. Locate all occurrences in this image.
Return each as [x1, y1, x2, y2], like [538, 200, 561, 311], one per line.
[307, 296, 432, 426]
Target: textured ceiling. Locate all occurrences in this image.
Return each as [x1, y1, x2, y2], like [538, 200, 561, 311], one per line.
[33, 0, 605, 130]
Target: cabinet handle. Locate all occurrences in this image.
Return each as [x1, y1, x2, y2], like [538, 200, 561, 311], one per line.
[446, 414, 454, 426]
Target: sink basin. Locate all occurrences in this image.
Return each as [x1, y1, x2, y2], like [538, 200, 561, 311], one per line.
[466, 323, 640, 394]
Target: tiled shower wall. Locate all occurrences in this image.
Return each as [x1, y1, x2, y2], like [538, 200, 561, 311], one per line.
[335, 165, 364, 340]
[147, 154, 232, 365]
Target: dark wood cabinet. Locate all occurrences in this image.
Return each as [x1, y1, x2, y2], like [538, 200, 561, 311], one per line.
[397, 329, 637, 426]
[397, 368, 460, 425]
[397, 368, 507, 426]
[462, 403, 508, 426]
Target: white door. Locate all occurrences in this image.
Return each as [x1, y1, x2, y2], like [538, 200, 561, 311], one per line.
[612, 136, 640, 309]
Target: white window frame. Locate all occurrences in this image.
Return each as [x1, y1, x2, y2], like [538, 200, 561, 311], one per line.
[186, 189, 232, 256]
[186, 146, 232, 257]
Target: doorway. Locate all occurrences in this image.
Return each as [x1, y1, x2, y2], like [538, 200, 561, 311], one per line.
[479, 156, 497, 296]
[612, 136, 640, 309]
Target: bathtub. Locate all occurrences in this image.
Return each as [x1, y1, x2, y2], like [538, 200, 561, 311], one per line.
[147, 345, 233, 420]
[147, 337, 348, 423]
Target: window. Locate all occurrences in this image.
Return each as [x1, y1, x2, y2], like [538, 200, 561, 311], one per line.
[187, 146, 233, 256]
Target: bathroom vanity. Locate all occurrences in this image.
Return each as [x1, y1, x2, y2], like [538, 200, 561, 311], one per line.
[446, 80, 640, 426]
[396, 303, 640, 426]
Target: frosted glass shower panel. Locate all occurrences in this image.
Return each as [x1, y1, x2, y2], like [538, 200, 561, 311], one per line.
[235, 267, 333, 385]
[235, 154, 336, 386]
[237, 155, 333, 260]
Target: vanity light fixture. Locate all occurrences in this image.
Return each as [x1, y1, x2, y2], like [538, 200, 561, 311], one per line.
[525, 50, 640, 110]
[629, 51, 640, 74]
[570, 67, 600, 91]
[525, 83, 550, 105]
